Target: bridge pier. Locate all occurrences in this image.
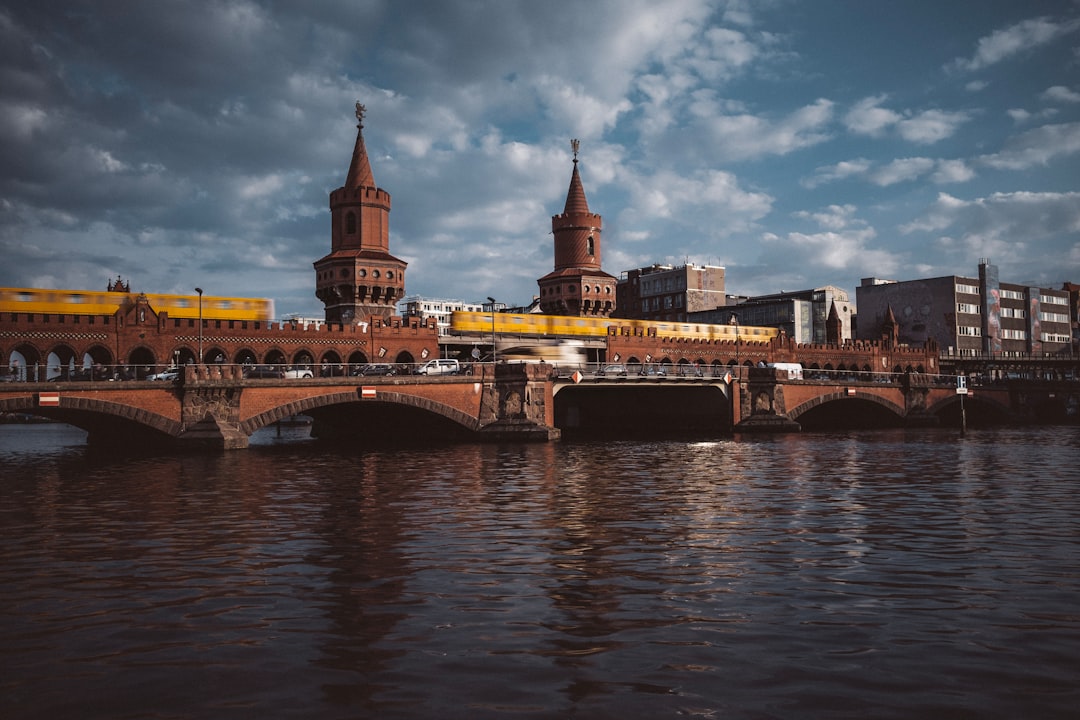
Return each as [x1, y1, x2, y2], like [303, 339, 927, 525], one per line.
[733, 368, 801, 433]
[479, 363, 561, 441]
[178, 385, 248, 449]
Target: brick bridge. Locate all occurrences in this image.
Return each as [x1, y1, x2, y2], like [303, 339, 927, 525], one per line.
[2, 364, 1059, 449]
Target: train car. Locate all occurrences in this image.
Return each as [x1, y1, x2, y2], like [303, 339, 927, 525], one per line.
[0, 287, 275, 323]
[449, 310, 780, 343]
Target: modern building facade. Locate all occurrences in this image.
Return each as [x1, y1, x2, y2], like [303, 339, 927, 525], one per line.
[314, 103, 407, 324]
[400, 296, 484, 336]
[537, 140, 616, 317]
[692, 286, 853, 344]
[856, 259, 1071, 357]
[615, 263, 727, 322]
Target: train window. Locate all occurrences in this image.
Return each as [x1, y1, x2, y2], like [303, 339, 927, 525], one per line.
[510, 317, 524, 324]
[67, 294, 85, 304]
[176, 299, 191, 309]
[17, 292, 32, 302]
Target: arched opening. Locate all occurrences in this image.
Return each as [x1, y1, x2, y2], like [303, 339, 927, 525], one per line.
[320, 351, 344, 377]
[127, 347, 156, 379]
[46, 345, 78, 381]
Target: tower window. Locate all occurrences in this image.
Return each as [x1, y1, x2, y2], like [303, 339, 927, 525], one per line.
[587, 236, 594, 255]
[346, 212, 356, 234]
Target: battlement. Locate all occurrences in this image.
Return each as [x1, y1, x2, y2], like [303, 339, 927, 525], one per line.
[330, 186, 392, 208]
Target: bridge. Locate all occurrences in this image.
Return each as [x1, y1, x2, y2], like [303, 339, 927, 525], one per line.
[1, 364, 1073, 449]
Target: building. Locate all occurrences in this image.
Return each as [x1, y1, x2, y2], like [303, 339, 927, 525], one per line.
[314, 103, 407, 324]
[537, 140, 617, 317]
[614, 263, 727, 322]
[856, 259, 1071, 357]
[399, 296, 484, 336]
[692, 286, 853, 344]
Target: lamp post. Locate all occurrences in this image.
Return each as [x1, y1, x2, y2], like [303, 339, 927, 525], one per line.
[487, 296, 497, 365]
[730, 313, 740, 375]
[195, 287, 203, 364]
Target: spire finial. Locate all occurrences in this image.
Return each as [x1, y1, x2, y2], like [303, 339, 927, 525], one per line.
[571, 138, 580, 162]
[355, 101, 366, 128]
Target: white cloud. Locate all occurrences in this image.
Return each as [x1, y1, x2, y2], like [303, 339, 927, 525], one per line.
[896, 109, 971, 144]
[845, 96, 969, 144]
[1042, 85, 1080, 103]
[979, 121, 1080, 169]
[902, 191, 1080, 258]
[868, 157, 936, 186]
[948, 16, 1080, 73]
[694, 98, 834, 161]
[931, 159, 975, 184]
[801, 158, 872, 188]
[844, 95, 901, 137]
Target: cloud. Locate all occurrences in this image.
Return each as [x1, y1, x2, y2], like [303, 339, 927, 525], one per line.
[1042, 85, 1080, 104]
[901, 191, 1080, 262]
[801, 159, 872, 188]
[759, 205, 900, 279]
[947, 15, 1080, 73]
[691, 98, 834, 161]
[979, 121, 1080, 169]
[844, 95, 901, 137]
[844, 96, 969, 144]
[805, 157, 972, 188]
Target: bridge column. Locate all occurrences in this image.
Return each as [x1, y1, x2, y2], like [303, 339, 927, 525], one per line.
[901, 371, 941, 427]
[733, 367, 801, 433]
[177, 384, 249, 449]
[480, 363, 561, 441]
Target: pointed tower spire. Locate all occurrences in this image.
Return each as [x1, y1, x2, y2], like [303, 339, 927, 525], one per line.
[563, 139, 590, 215]
[314, 103, 406, 324]
[538, 139, 616, 317]
[344, 102, 376, 189]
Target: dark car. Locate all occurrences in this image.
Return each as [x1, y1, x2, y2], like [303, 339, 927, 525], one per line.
[355, 363, 396, 376]
[244, 365, 285, 379]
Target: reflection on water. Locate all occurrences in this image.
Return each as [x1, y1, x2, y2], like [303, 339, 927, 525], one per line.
[1, 425, 1079, 719]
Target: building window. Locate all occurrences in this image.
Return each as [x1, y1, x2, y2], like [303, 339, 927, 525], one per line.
[1040, 311, 1069, 323]
[957, 325, 981, 336]
[1001, 289, 1024, 300]
[1041, 294, 1068, 305]
[956, 283, 980, 295]
[587, 236, 594, 255]
[957, 303, 981, 314]
[346, 212, 356, 234]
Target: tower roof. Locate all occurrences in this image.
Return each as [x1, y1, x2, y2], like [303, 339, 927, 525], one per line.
[563, 139, 590, 215]
[344, 102, 376, 190]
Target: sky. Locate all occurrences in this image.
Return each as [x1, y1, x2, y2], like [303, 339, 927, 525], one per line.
[2, 0, 1079, 320]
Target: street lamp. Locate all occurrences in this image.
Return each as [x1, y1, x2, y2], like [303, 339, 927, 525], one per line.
[730, 313, 740, 375]
[487, 296, 497, 365]
[195, 287, 203, 364]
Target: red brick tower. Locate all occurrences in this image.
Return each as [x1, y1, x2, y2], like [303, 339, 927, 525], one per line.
[538, 140, 616, 316]
[314, 103, 406, 324]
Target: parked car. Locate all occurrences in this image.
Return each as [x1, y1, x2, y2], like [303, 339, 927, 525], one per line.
[354, 363, 396, 376]
[599, 363, 628, 377]
[417, 359, 461, 376]
[244, 365, 285, 379]
[676, 363, 704, 377]
[319, 364, 347, 377]
[639, 364, 667, 377]
[147, 367, 182, 382]
[283, 366, 314, 379]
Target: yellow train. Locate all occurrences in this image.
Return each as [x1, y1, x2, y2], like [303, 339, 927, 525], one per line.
[450, 310, 779, 342]
[0, 287, 275, 323]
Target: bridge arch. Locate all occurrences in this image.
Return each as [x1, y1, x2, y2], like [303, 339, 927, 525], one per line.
[239, 390, 480, 436]
[788, 391, 906, 423]
[0, 395, 181, 439]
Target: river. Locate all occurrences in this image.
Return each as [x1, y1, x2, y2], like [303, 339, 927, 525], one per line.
[1, 423, 1078, 719]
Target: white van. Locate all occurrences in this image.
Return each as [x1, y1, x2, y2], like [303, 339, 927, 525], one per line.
[417, 358, 461, 376]
[766, 362, 803, 380]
